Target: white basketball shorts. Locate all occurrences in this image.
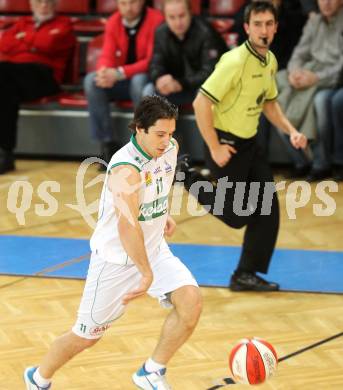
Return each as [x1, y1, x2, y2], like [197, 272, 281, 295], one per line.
[72, 241, 198, 339]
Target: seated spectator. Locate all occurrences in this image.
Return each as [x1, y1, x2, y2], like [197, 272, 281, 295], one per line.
[0, 0, 76, 175]
[275, 0, 343, 180]
[312, 84, 343, 181]
[142, 0, 227, 106]
[84, 0, 163, 167]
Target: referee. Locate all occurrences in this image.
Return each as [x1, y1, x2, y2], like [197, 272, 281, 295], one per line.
[193, 1, 307, 292]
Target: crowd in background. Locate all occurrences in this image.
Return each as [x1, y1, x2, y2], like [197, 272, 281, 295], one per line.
[0, 0, 342, 181]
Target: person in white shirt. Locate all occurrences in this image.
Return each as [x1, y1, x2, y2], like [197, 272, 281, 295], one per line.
[24, 95, 202, 390]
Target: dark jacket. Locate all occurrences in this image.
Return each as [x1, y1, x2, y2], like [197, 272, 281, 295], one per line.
[149, 16, 227, 90]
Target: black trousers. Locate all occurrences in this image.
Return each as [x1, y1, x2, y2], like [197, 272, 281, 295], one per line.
[0, 62, 60, 151]
[193, 129, 280, 274]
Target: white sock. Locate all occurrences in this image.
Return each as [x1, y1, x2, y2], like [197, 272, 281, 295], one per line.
[144, 358, 166, 373]
[33, 368, 51, 388]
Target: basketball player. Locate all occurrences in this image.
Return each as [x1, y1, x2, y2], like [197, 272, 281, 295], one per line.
[24, 96, 202, 390]
[193, 1, 307, 292]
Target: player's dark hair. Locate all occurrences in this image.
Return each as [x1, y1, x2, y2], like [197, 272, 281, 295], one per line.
[129, 95, 179, 134]
[244, 1, 278, 24]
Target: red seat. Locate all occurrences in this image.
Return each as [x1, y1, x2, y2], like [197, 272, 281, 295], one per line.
[55, 0, 105, 33]
[96, 0, 117, 14]
[56, 0, 90, 14]
[59, 34, 103, 107]
[72, 18, 107, 33]
[210, 18, 235, 34]
[209, 0, 246, 16]
[63, 40, 81, 85]
[58, 34, 133, 109]
[221, 32, 239, 49]
[153, 0, 201, 14]
[86, 34, 104, 73]
[0, 0, 30, 13]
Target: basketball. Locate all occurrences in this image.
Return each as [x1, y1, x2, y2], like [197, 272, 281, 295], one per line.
[229, 337, 278, 385]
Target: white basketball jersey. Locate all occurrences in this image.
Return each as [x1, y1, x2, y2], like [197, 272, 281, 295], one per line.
[90, 135, 177, 265]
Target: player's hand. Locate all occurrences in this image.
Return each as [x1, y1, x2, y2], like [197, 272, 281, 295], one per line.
[211, 144, 237, 167]
[122, 272, 153, 305]
[290, 131, 307, 149]
[164, 216, 176, 237]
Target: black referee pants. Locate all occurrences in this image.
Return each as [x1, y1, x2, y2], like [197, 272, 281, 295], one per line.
[0, 62, 60, 151]
[195, 129, 279, 274]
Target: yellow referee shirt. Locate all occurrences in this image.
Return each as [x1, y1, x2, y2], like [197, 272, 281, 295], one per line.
[200, 40, 278, 139]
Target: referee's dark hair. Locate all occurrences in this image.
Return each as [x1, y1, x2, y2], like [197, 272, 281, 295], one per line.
[244, 1, 278, 24]
[129, 95, 179, 134]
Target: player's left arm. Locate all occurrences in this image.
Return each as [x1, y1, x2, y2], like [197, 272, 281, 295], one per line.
[263, 100, 307, 149]
[164, 137, 178, 238]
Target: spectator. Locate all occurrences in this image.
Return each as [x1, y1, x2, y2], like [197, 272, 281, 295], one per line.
[276, 0, 343, 180]
[142, 0, 227, 105]
[0, 0, 76, 175]
[312, 83, 343, 181]
[84, 0, 164, 168]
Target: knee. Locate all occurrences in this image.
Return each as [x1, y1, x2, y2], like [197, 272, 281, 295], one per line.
[74, 334, 100, 353]
[130, 73, 148, 88]
[83, 72, 97, 96]
[142, 83, 155, 97]
[332, 90, 343, 112]
[175, 287, 203, 329]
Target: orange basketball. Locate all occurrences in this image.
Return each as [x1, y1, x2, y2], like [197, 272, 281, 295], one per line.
[229, 337, 278, 385]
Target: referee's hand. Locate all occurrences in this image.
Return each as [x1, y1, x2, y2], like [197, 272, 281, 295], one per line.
[211, 144, 237, 167]
[290, 131, 307, 149]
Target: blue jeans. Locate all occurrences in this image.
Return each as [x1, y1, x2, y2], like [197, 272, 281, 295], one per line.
[142, 82, 197, 106]
[84, 72, 148, 142]
[313, 88, 343, 169]
[331, 88, 343, 166]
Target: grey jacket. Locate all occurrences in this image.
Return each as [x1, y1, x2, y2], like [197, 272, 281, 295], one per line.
[287, 8, 343, 87]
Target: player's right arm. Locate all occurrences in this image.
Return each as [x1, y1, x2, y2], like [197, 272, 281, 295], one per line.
[193, 92, 236, 167]
[108, 165, 153, 304]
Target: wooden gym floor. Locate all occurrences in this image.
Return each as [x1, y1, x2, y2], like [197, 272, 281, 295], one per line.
[0, 159, 342, 389]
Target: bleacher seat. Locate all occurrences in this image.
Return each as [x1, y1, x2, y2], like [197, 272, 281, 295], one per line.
[153, 0, 201, 14]
[59, 34, 104, 107]
[209, 0, 246, 16]
[96, 0, 117, 14]
[58, 34, 133, 109]
[0, 0, 30, 29]
[56, 0, 90, 14]
[0, 0, 30, 13]
[210, 18, 234, 34]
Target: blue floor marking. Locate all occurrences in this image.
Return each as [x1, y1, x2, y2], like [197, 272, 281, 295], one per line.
[1, 235, 342, 293]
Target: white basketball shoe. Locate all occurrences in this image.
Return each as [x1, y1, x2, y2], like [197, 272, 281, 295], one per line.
[132, 365, 171, 389]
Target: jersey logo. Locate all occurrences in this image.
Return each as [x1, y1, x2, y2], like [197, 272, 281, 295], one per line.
[134, 156, 144, 165]
[154, 166, 162, 175]
[256, 90, 266, 105]
[138, 195, 168, 221]
[164, 160, 172, 174]
[145, 171, 152, 186]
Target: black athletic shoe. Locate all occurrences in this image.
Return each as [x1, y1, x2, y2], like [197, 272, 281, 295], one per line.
[229, 271, 279, 292]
